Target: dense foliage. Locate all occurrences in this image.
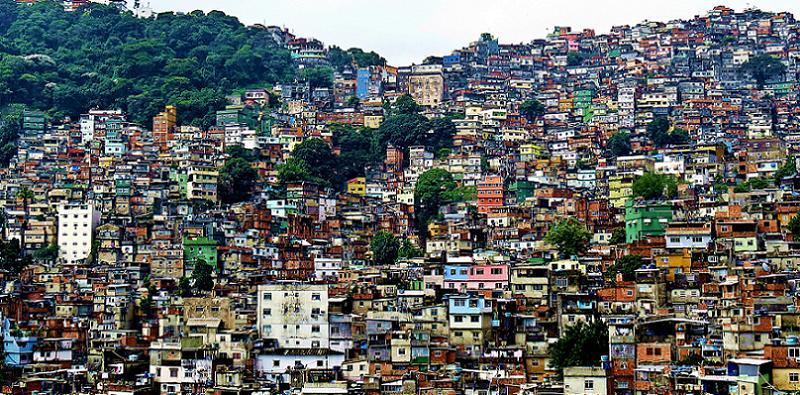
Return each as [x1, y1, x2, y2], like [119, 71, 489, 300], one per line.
[370, 230, 400, 266]
[218, 157, 259, 204]
[327, 46, 385, 72]
[607, 255, 645, 281]
[740, 54, 787, 88]
[0, 0, 295, 158]
[633, 172, 678, 200]
[607, 132, 631, 157]
[414, 168, 458, 238]
[544, 217, 591, 257]
[549, 320, 609, 377]
[519, 99, 545, 121]
[0, 239, 31, 277]
[647, 116, 689, 147]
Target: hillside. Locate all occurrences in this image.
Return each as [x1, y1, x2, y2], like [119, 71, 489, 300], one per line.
[0, 0, 298, 156]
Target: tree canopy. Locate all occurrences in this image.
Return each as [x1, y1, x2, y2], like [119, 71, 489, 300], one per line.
[544, 217, 591, 257]
[646, 117, 689, 147]
[218, 157, 259, 204]
[0, 0, 297, 163]
[327, 46, 385, 71]
[191, 259, 214, 293]
[632, 172, 678, 200]
[370, 230, 400, 266]
[377, 96, 455, 155]
[549, 320, 609, 377]
[607, 255, 645, 282]
[740, 54, 787, 88]
[414, 168, 458, 238]
[607, 132, 631, 157]
[0, 239, 31, 276]
[519, 99, 546, 121]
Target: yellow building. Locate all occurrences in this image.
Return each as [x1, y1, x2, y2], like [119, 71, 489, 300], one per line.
[655, 249, 692, 282]
[608, 174, 634, 208]
[408, 65, 444, 107]
[347, 177, 366, 196]
[364, 115, 384, 129]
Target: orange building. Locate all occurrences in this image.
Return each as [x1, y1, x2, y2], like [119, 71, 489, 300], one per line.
[153, 105, 177, 151]
[477, 175, 504, 214]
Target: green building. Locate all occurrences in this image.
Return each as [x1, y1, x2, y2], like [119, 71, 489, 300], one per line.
[216, 105, 260, 129]
[169, 168, 188, 198]
[509, 181, 536, 203]
[22, 110, 46, 134]
[115, 179, 132, 197]
[625, 200, 673, 243]
[183, 236, 218, 269]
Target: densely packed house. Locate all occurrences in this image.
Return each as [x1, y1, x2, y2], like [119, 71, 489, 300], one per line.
[5, 4, 800, 395]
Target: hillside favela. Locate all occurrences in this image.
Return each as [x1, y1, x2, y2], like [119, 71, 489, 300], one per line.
[9, 0, 800, 394]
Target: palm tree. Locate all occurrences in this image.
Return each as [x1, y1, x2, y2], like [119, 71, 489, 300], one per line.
[16, 187, 33, 255]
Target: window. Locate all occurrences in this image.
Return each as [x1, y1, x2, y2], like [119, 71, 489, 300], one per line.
[585, 380, 594, 390]
[311, 325, 320, 333]
[791, 373, 799, 382]
[312, 293, 321, 301]
[789, 347, 800, 358]
[263, 293, 272, 301]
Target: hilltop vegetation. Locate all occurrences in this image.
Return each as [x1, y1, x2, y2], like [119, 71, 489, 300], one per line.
[0, 0, 296, 128]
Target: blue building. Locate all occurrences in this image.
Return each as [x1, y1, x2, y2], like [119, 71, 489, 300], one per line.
[3, 319, 37, 367]
[356, 68, 371, 99]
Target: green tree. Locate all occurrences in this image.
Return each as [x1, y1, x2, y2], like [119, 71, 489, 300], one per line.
[334, 125, 380, 182]
[437, 147, 452, 160]
[299, 66, 334, 90]
[633, 173, 678, 200]
[608, 255, 645, 281]
[390, 94, 421, 116]
[544, 217, 592, 257]
[277, 158, 319, 186]
[177, 277, 193, 297]
[549, 320, 609, 377]
[218, 157, 258, 204]
[398, 239, 423, 259]
[370, 230, 400, 266]
[191, 259, 214, 293]
[647, 116, 671, 147]
[519, 99, 546, 121]
[414, 169, 457, 238]
[226, 145, 257, 162]
[0, 239, 31, 276]
[775, 157, 796, 184]
[32, 244, 58, 263]
[291, 138, 338, 185]
[607, 132, 631, 157]
[787, 215, 800, 239]
[740, 54, 787, 88]
[609, 228, 626, 245]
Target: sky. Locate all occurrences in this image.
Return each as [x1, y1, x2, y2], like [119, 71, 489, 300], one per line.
[145, 0, 800, 66]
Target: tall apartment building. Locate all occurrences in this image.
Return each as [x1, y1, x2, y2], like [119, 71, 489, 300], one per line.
[256, 283, 329, 349]
[152, 105, 177, 151]
[408, 64, 445, 107]
[57, 203, 100, 265]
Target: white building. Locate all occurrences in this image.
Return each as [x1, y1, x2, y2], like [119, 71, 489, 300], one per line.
[563, 367, 608, 395]
[57, 203, 100, 264]
[256, 283, 329, 349]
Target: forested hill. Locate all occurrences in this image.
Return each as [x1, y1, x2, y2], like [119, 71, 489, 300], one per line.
[0, 0, 296, 128]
